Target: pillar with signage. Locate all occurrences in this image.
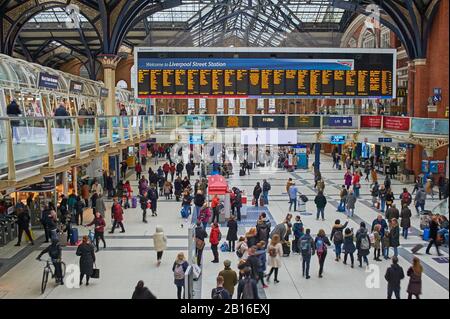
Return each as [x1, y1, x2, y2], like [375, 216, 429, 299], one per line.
[315, 143, 321, 171]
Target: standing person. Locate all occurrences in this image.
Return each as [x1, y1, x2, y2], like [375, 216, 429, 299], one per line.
[174, 176, 183, 201]
[210, 222, 221, 263]
[226, 215, 238, 252]
[344, 170, 352, 190]
[342, 228, 356, 268]
[378, 185, 387, 213]
[288, 182, 298, 212]
[132, 280, 157, 299]
[236, 236, 249, 260]
[163, 180, 173, 200]
[135, 162, 142, 180]
[338, 185, 348, 212]
[148, 185, 158, 217]
[299, 228, 315, 279]
[172, 252, 189, 299]
[407, 257, 423, 299]
[425, 178, 434, 200]
[266, 234, 283, 283]
[210, 194, 221, 224]
[425, 216, 443, 256]
[76, 235, 96, 286]
[386, 204, 400, 222]
[371, 182, 380, 207]
[75, 196, 84, 226]
[330, 219, 348, 261]
[414, 187, 426, 216]
[400, 204, 412, 239]
[218, 260, 238, 298]
[162, 162, 170, 181]
[253, 182, 262, 207]
[364, 161, 371, 181]
[106, 174, 114, 198]
[400, 188, 412, 207]
[15, 206, 34, 246]
[176, 161, 184, 178]
[85, 212, 106, 252]
[153, 225, 167, 267]
[255, 241, 268, 288]
[181, 190, 192, 219]
[194, 221, 208, 266]
[352, 171, 361, 198]
[256, 213, 271, 246]
[385, 189, 395, 211]
[285, 178, 295, 196]
[345, 190, 356, 218]
[211, 276, 231, 299]
[384, 176, 391, 191]
[169, 162, 176, 181]
[356, 222, 371, 268]
[292, 215, 304, 254]
[237, 267, 259, 299]
[370, 167, 378, 188]
[389, 218, 400, 257]
[232, 189, 243, 221]
[120, 161, 128, 180]
[198, 203, 211, 230]
[245, 227, 258, 249]
[314, 229, 331, 278]
[262, 179, 271, 205]
[384, 256, 405, 299]
[81, 182, 90, 208]
[109, 197, 125, 233]
[382, 230, 391, 260]
[193, 190, 205, 221]
[372, 224, 382, 262]
[314, 191, 327, 221]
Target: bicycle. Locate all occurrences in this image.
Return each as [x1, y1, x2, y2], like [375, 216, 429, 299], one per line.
[37, 258, 66, 294]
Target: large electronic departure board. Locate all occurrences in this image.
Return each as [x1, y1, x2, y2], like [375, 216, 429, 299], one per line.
[136, 48, 396, 99]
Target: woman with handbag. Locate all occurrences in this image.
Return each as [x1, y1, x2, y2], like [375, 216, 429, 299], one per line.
[76, 235, 96, 286]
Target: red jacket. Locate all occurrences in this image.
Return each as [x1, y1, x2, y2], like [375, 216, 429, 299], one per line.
[352, 174, 360, 185]
[163, 163, 170, 173]
[135, 163, 142, 173]
[211, 197, 220, 208]
[170, 164, 176, 173]
[112, 203, 124, 222]
[87, 216, 106, 233]
[209, 226, 221, 245]
[124, 183, 132, 194]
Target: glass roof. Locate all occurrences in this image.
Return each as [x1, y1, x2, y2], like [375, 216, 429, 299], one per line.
[30, 7, 88, 24]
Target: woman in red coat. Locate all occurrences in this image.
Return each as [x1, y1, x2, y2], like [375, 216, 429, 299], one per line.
[169, 162, 176, 181]
[209, 222, 221, 263]
[135, 162, 142, 180]
[109, 198, 125, 233]
[352, 171, 361, 198]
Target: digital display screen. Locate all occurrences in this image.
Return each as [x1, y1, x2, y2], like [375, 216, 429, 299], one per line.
[136, 48, 396, 98]
[330, 135, 346, 144]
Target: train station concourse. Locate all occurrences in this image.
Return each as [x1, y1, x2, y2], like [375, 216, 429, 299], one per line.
[0, 0, 448, 306]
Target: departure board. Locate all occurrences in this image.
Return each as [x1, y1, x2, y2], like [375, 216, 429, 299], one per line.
[136, 48, 396, 98]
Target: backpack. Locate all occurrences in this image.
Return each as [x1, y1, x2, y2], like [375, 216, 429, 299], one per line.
[174, 263, 185, 280]
[360, 235, 370, 250]
[334, 230, 343, 243]
[212, 288, 224, 300]
[402, 192, 412, 204]
[315, 238, 325, 255]
[268, 246, 277, 257]
[300, 237, 312, 254]
[236, 246, 244, 258]
[241, 278, 254, 299]
[220, 241, 229, 252]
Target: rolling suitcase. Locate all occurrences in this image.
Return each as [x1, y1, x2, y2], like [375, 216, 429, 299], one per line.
[282, 242, 291, 257]
[70, 228, 79, 245]
[422, 228, 430, 241]
[131, 196, 137, 209]
[411, 244, 424, 254]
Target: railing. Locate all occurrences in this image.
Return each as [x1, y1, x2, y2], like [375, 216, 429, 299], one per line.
[431, 199, 449, 216]
[1, 114, 448, 179]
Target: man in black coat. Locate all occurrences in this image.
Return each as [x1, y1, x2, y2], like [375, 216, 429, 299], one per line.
[15, 205, 34, 246]
[194, 221, 208, 266]
[384, 256, 405, 299]
[426, 216, 443, 256]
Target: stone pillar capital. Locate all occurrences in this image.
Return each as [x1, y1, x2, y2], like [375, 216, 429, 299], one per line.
[97, 54, 121, 70]
[410, 58, 427, 67]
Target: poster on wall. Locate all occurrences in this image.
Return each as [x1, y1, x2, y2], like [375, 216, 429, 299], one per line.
[360, 115, 382, 128]
[228, 99, 235, 114]
[217, 98, 224, 114]
[239, 99, 247, 114]
[383, 116, 410, 131]
[268, 99, 276, 114]
[257, 98, 265, 110]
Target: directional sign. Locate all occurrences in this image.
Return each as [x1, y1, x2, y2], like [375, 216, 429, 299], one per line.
[378, 137, 392, 143]
[433, 95, 441, 102]
[433, 88, 442, 95]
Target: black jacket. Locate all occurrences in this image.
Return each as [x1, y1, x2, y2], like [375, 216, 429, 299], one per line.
[194, 194, 205, 207]
[253, 185, 262, 197]
[429, 220, 439, 240]
[195, 226, 208, 241]
[76, 243, 96, 276]
[384, 264, 405, 289]
[132, 287, 157, 299]
[16, 211, 31, 228]
[226, 219, 238, 241]
[7, 101, 21, 116]
[314, 194, 327, 208]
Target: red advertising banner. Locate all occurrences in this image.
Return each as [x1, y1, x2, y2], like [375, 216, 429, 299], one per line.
[360, 115, 382, 128]
[383, 116, 410, 131]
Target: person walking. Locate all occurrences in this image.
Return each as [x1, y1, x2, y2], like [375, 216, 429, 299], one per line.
[299, 228, 315, 279]
[262, 179, 271, 205]
[400, 188, 412, 207]
[210, 222, 221, 263]
[266, 234, 283, 283]
[256, 214, 271, 247]
[344, 170, 352, 190]
[330, 219, 348, 261]
[226, 215, 238, 252]
[338, 185, 348, 212]
[181, 190, 192, 219]
[372, 224, 382, 262]
[285, 178, 295, 196]
[211, 276, 231, 299]
[382, 230, 391, 260]
[292, 215, 304, 254]
[194, 221, 208, 266]
[236, 236, 248, 260]
[153, 225, 167, 267]
[355, 222, 371, 268]
[139, 191, 149, 223]
[255, 241, 268, 288]
[384, 256, 405, 299]
[174, 176, 183, 201]
[232, 188, 242, 221]
[407, 257, 423, 299]
[389, 218, 400, 257]
[253, 182, 262, 207]
[148, 185, 158, 217]
[345, 190, 356, 218]
[135, 162, 142, 180]
[371, 182, 380, 207]
[193, 190, 205, 221]
[314, 229, 331, 278]
[85, 212, 106, 252]
[218, 260, 238, 298]
[314, 191, 327, 221]
[109, 198, 125, 233]
[378, 184, 387, 213]
[414, 187, 426, 216]
[15, 206, 34, 246]
[352, 171, 361, 198]
[169, 162, 176, 181]
[132, 280, 157, 299]
[172, 252, 189, 299]
[95, 193, 106, 218]
[76, 235, 96, 286]
[425, 215, 443, 256]
[386, 204, 400, 222]
[400, 204, 412, 239]
[288, 182, 298, 212]
[198, 203, 211, 230]
[385, 189, 395, 211]
[237, 267, 259, 299]
[342, 228, 356, 268]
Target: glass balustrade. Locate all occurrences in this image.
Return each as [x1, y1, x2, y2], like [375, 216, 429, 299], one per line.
[98, 116, 109, 146]
[0, 119, 8, 175]
[50, 117, 76, 159]
[78, 116, 96, 151]
[112, 116, 120, 143]
[122, 116, 130, 140]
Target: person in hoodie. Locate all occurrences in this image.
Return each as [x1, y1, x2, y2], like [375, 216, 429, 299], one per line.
[356, 222, 371, 268]
[209, 222, 221, 263]
[255, 241, 268, 288]
[330, 219, 348, 261]
[153, 225, 167, 267]
[256, 213, 271, 247]
[342, 228, 356, 268]
[299, 228, 315, 279]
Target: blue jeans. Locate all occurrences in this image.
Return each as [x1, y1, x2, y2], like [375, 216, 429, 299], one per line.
[415, 202, 424, 215]
[202, 222, 208, 229]
[387, 287, 400, 299]
[354, 186, 360, 198]
[380, 199, 386, 213]
[193, 205, 201, 221]
[383, 247, 389, 258]
[302, 254, 311, 277]
[262, 191, 269, 205]
[346, 207, 354, 217]
[335, 243, 342, 258]
[182, 205, 190, 218]
[338, 199, 345, 211]
[316, 207, 325, 219]
[402, 227, 409, 239]
[392, 246, 398, 257]
[289, 198, 297, 211]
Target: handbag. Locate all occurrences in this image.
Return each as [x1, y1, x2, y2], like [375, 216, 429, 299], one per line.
[91, 264, 100, 279]
[147, 201, 152, 209]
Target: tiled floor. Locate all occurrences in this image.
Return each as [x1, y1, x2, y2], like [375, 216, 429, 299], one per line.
[0, 153, 448, 299]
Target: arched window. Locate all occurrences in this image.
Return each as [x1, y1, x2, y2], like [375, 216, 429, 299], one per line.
[116, 80, 128, 89]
